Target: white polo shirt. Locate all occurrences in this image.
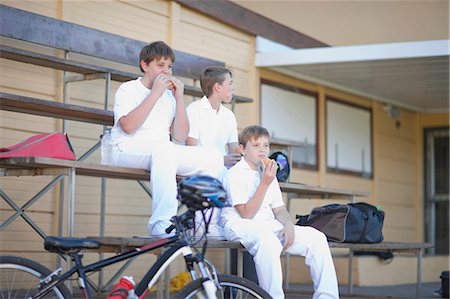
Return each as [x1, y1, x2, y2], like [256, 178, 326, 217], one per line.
[186, 96, 238, 156]
[111, 78, 176, 153]
[220, 159, 285, 224]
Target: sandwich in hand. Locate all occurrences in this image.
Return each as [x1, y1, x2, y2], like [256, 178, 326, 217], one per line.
[262, 158, 271, 168]
[167, 79, 175, 90]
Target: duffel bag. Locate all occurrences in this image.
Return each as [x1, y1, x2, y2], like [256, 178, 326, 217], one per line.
[0, 132, 76, 160]
[296, 202, 385, 243]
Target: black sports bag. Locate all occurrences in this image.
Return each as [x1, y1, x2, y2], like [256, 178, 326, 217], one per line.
[296, 202, 385, 243]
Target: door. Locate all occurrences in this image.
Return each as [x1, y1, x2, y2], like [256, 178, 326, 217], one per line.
[424, 127, 449, 255]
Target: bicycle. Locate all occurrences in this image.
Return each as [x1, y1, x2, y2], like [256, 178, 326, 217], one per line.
[0, 175, 270, 299]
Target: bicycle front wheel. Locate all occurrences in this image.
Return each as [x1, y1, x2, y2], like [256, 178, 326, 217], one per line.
[174, 274, 271, 299]
[0, 255, 71, 299]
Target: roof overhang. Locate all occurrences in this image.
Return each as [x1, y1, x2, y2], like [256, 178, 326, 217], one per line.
[255, 40, 449, 113]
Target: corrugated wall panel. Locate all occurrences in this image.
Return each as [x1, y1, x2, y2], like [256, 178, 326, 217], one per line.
[64, 1, 169, 43]
[0, 0, 58, 18]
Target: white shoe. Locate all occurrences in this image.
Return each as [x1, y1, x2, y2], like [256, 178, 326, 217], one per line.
[193, 222, 225, 240]
[149, 220, 176, 238]
[206, 223, 225, 240]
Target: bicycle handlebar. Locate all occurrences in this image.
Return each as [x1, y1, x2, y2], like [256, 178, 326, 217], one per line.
[166, 209, 195, 235]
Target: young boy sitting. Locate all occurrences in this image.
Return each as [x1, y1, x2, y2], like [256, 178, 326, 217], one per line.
[110, 41, 223, 237]
[220, 125, 339, 299]
[186, 66, 241, 238]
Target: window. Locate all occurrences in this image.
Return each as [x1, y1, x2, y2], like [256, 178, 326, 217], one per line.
[326, 98, 372, 177]
[261, 80, 317, 169]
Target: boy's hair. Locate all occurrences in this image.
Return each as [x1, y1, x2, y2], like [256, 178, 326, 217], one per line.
[238, 125, 270, 146]
[139, 41, 175, 72]
[200, 66, 233, 97]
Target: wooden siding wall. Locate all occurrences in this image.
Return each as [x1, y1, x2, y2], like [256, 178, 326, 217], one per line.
[1, 0, 448, 286]
[0, 0, 254, 281]
[1, 1, 63, 268]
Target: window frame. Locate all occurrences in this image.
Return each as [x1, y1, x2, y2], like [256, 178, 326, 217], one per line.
[325, 96, 374, 178]
[260, 79, 319, 170]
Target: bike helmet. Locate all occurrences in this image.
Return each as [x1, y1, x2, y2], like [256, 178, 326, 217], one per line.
[269, 151, 290, 182]
[177, 175, 229, 211]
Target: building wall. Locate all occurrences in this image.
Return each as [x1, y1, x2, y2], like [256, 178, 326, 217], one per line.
[0, 0, 448, 287]
[233, 0, 449, 46]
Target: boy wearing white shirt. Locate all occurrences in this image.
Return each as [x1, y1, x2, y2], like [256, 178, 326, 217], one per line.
[221, 125, 339, 299]
[111, 41, 223, 237]
[186, 66, 241, 168]
[186, 66, 241, 238]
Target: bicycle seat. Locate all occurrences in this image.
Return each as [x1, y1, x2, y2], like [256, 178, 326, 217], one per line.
[44, 236, 100, 254]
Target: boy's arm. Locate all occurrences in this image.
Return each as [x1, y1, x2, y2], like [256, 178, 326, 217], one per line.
[273, 206, 295, 250]
[169, 77, 189, 143]
[118, 75, 166, 134]
[234, 160, 277, 218]
[185, 101, 199, 146]
[224, 142, 241, 168]
[186, 137, 198, 146]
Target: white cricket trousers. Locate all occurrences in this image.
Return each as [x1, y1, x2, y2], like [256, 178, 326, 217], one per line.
[112, 141, 223, 232]
[224, 218, 339, 299]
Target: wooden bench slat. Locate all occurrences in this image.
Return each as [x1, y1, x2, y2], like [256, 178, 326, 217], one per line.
[86, 236, 433, 254]
[328, 241, 433, 251]
[0, 45, 137, 82]
[279, 182, 369, 198]
[0, 92, 113, 125]
[87, 236, 245, 252]
[0, 46, 252, 103]
[0, 157, 371, 197]
[0, 157, 150, 181]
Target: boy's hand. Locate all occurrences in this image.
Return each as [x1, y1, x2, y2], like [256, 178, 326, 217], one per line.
[152, 74, 170, 99]
[224, 153, 241, 168]
[261, 159, 277, 185]
[168, 76, 184, 99]
[281, 222, 295, 251]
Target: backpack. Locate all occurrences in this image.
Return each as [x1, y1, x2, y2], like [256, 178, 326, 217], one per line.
[296, 202, 385, 243]
[269, 151, 290, 182]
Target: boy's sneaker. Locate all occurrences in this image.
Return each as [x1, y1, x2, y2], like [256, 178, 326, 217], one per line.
[206, 223, 225, 240]
[194, 222, 225, 240]
[149, 221, 175, 238]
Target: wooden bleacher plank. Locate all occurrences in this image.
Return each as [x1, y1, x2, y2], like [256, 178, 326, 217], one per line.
[85, 235, 433, 254]
[0, 45, 137, 82]
[86, 236, 245, 253]
[279, 182, 369, 199]
[0, 4, 222, 79]
[0, 46, 252, 103]
[0, 92, 113, 126]
[0, 5, 251, 103]
[328, 241, 433, 252]
[0, 157, 369, 198]
[0, 157, 149, 181]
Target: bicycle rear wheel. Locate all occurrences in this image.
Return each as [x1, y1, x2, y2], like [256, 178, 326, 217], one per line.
[0, 255, 71, 299]
[174, 274, 270, 299]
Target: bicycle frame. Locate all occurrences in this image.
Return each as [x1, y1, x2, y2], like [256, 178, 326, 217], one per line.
[33, 236, 210, 299]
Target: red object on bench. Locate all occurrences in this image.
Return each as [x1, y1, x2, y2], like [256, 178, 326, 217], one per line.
[0, 132, 76, 160]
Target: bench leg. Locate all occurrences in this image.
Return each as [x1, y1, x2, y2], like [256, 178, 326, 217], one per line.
[237, 250, 243, 277]
[416, 249, 423, 299]
[67, 167, 76, 237]
[284, 253, 290, 291]
[165, 265, 170, 299]
[348, 249, 354, 294]
[0, 178, 61, 236]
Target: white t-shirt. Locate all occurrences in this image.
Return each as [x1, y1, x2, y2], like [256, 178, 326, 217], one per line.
[186, 96, 238, 156]
[220, 158, 285, 224]
[111, 78, 176, 153]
